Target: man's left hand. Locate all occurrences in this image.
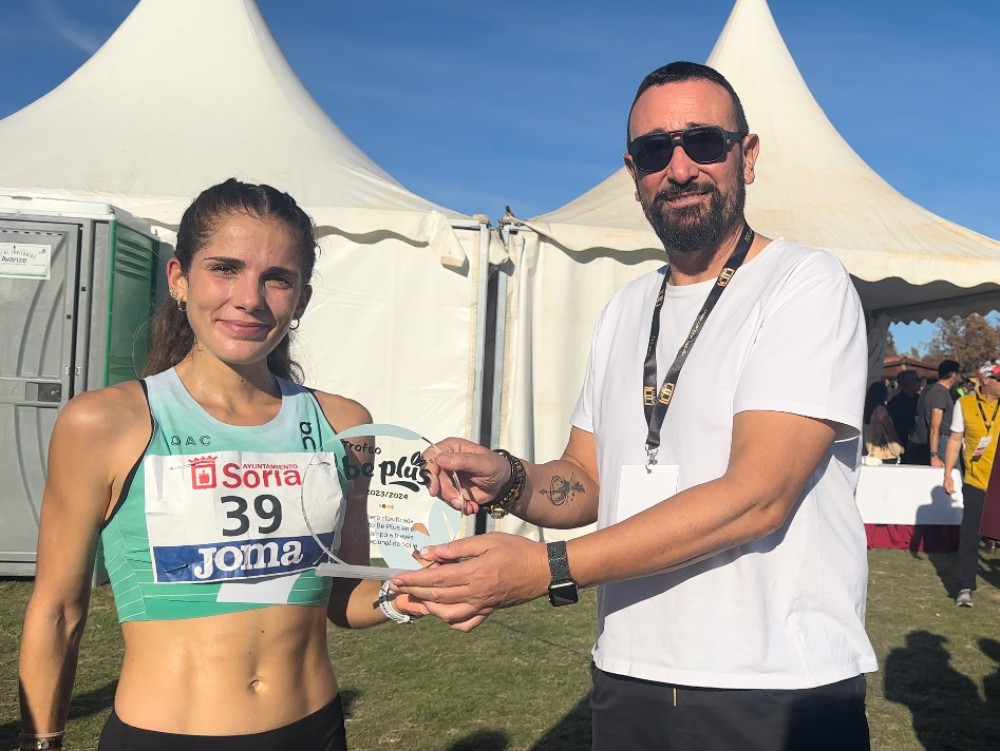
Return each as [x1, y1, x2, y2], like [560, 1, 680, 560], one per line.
[389, 533, 549, 627]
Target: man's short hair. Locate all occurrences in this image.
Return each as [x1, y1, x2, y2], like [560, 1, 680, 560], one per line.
[938, 360, 961, 379]
[897, 370, 920, 386]
[627, 61, 749, 145]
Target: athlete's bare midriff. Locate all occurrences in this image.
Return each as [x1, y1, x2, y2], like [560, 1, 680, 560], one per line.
[114, 605, 337, 734]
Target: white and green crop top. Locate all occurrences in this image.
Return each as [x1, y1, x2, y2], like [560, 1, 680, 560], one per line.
[100, 368, 348, 622]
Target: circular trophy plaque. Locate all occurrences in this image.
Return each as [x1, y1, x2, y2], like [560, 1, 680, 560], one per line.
[301, 423, 467, 579]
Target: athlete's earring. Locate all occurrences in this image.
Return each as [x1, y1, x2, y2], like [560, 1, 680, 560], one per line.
[170, 288, 187, 312]
[289, 318, 300, 331]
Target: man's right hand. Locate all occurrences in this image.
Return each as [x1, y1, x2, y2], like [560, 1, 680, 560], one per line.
[427, 438, 512, 513]
[943, 472, 956, 496]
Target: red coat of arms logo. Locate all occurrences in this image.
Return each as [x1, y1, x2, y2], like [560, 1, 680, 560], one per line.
[189, 456, 218, 490]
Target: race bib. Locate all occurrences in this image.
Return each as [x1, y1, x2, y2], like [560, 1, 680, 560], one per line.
[144, 451, 344, 584]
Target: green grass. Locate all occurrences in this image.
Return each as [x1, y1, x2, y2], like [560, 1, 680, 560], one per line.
[3, 548, 1000, 750]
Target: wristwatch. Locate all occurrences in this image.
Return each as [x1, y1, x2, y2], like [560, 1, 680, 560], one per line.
[546, 540, 579, 606]
[378, 580, 417, 625]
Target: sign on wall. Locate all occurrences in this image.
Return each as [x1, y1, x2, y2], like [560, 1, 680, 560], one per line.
[0, 243, 51, 280]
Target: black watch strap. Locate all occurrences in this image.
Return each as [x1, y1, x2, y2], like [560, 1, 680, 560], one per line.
[546, 541, 579, 606]
[547, 540, 571, 581]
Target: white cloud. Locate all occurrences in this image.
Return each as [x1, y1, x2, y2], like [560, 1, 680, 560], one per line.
[31, 0, 102, 55]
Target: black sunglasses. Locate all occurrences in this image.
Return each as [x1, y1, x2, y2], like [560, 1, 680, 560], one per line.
[628, 126, 746, 173]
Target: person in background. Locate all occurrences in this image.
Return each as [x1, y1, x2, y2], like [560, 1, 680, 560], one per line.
[863, 382, 904, 463]
[943, 359, 1000, 607]
[18, 179, 426, 751]
[862, 382, 911, 550]
[394, 61, 875, 751]
[888, 370, 921, 459]
[908, 360, 960, 467]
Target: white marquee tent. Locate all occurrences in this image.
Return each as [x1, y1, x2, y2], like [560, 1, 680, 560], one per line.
[0, 0, 497, 446]
[495, 0, 1000, 539]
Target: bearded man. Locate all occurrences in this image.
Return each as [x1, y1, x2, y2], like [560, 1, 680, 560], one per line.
[394, 62, 876, 751]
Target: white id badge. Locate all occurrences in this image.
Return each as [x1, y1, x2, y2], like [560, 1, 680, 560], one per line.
[972, 435, 993, 459]
[615, 464, 680, 523]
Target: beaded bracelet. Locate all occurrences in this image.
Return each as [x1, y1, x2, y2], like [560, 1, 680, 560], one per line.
[481, 449, 526, 519]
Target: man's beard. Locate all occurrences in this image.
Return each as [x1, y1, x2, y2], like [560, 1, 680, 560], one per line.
[641, 168, 746, 255]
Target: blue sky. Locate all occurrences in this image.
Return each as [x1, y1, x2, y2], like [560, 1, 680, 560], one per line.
[2, 0, 998, 352]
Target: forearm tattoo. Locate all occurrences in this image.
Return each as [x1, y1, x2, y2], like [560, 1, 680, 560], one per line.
[539, 474, 585, 506]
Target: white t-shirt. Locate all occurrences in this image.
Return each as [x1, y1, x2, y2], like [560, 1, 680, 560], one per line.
[571, 238, 878, 689]
[950, 407, 965, 434]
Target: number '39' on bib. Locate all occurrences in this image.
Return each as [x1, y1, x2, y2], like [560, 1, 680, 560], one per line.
[144, 450, 344, 584]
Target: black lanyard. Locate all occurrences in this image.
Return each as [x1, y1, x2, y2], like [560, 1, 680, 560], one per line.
[975, 394, 1000, 433]
[643, 222, 755, 468]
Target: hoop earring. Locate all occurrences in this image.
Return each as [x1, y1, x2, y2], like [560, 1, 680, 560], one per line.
[289, 319, 300, 331]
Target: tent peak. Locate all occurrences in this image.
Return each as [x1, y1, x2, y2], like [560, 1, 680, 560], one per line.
[0, 0, 467, 224]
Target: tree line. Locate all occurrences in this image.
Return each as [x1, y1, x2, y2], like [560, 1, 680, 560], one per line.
[888, 313, 1000, 371]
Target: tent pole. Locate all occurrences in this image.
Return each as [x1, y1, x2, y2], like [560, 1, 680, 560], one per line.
[866, 313, 892, 387]
[470, 221, 491, 448]
[472, 224, 511, 535]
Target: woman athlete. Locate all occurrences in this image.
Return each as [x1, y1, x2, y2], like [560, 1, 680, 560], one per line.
[18, 179, 426, 751]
